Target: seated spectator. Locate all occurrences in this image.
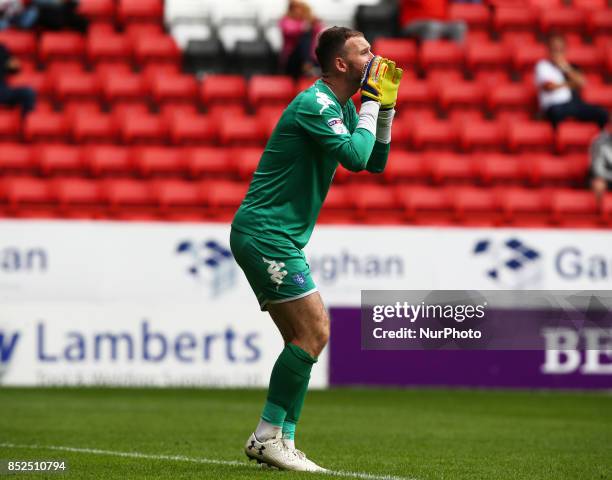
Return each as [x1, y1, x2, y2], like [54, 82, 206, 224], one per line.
[535, 33, 609, 129]
[34, 0, 88, 33]
[399, 0, 466, 43]
[589, 129, 612, 199]
[0, 0, 38, 30]
[0, 43, 36, 116]
[279, 0, 323, 79]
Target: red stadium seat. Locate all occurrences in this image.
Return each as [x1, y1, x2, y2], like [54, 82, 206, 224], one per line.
[512, 43, 548, 74]
[528, 154, 583, 185]
[153, 179, 205, 211]
[186, 147, 229, 177]
[24, 111, 69, 142]
[133, 147, 184, 176]
[466, 41, 511, 73]
[248, 76, 295, 108]
[438, 81, 485, 112]
[160, 103, 198, 122]
[0, 30, 36, 59]
[587, 9, 612, 37]
[53, 178, 103, 212]
[55, 72, 101, 103]
[102, 72, 146, 104]
[411, 119, 458, 151]
[78, 0, 116, 21]
[219, 115, 264, 146]
[256, 105, 286, 138]
[119, 111, 168, 145]
[420, 41, 464, 71]
[349, 184, 399, 223]
[39, 33, 85, 63]
[395, 185, 453, 223]
[150, 73, 198, 105]
[2, 177, 53, 208]
[449, 3, 490, 31]
[493, 7, 538, 33]
[168, 113, 217, 145]
[104, 179, 155, 209]
[556, 122, 600, 154]
[429, 153, 476, 183]
[133, 35, 180, 66]
[36, 145, 83, 175]
[477, 154, 524, 184]
[459, 121, 506, 152]
[488, 83, 537, 115]
[0, 111, 22, 140]
[201, 75, 247, 107]
[395, 80, 434, 110]
[540, 9, 587, 35]
[602, 193, 612, 225]
[0, 143, 32, 172]
[371, 38, 417, 68]
[550, 189, 600, 226]
[85, 145, 132, 176]
[233, 147, 263, 180]
[507, 122, 554, 153]
[499, 187, 551, 225]
[565, 44, 603, 73]
[452, 187, 500, 223]
[118, 0, 163, 23]
[87, 33, 132, 64]
[72, 111, 117, 143]
[206, 180, 249, 219]
[9, 72, 52, 98]
[318, 185, 354, 224]
[382, 151, 427, 183]
[582, 84, 612, 110]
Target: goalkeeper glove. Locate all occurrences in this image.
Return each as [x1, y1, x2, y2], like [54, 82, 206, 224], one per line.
[360, 55, 387, 104]
[379, 60, 403, 110]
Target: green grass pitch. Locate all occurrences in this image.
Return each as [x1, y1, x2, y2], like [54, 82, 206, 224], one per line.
[0, 387, 610, 480]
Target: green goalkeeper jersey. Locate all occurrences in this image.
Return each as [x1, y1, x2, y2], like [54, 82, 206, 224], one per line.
[232, 79, 390, 249]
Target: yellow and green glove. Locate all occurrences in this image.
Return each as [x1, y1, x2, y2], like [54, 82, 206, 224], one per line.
[360, 56, 403, 110]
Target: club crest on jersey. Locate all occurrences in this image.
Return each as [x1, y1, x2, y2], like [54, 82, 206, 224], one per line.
[327, 117, 348, 135]
[316, 91, 334, 114]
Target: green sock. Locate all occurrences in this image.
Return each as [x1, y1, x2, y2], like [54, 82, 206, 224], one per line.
[283, 373, 311, 441]
[261, 343, 317, 427]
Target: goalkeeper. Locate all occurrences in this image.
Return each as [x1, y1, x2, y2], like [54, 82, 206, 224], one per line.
[230, 26, 402, 472]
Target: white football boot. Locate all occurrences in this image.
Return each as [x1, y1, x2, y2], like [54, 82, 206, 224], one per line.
[282, 439, 328, 473]
[244, 432, 323, 472]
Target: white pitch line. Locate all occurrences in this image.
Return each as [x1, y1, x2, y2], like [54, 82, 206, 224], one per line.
[0, 442, 414, 480]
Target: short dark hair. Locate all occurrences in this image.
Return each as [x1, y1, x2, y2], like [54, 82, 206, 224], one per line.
[315, 26, 363, 75]
[546, 31, 566, 46]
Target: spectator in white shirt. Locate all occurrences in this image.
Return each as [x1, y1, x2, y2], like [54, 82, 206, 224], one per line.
[534, 33, 608, 129]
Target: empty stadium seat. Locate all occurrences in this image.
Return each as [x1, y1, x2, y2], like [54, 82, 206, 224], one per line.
[420, 41, 464, 71]
[438, 81, 485, 112]
[153, 179, 205, 211]
[53, 177, 103, 211]
[36, 145, 83, 175]
[382, 151, 427, 183]
[72, 112, 118, 144]
[200, 75, 247, 107]
[219, 116, 264, 146]
[452, 187, 500, 223]
[118, 111, 168, 144]
[349, 184, 399, 223]
[395, 80, 434, 110]
[206, 180, 249, 218]
[150, 73, 198, 104]
[233, 147, 263, 180]
[488, 83, 536, 115]
[0, 111, 22, 140]
[540, 8, 586, 35]
[556, 122, 600, 154]
[429, 153, 476, 183]
[395, 185, 453, 224]
[83, 145, 131, 177]
[528, 154, 584, 185]
[494, 7, 538, 34]
[582, 84, 612, 110]
[168, 113, 217, 145]
[411, 119, 458, 151]
[498, 187, 551, 225]
[104, 179, 155, 209]
[0, 30, 36, 59]
[118, 0, 163, 23]
[40, 32, 85, 63]
[507, 122, 554, 153]
[186, 147, 229, 177]
[0, 143, 32, 172]
[248, 76, 295, 108]
[477, 154, 524, 184]
[87, 32, 132, 64]
[55, 72, 101, 103]
[459, 121, 506, 152]
[78, 0, 116, 22]
[550, 189, 600, 226]
[466, 41, 511, 73]
[449, 3, 490, 31]
[371, 38, 417, 69]
[133, 35, 180, 66]
[24, 112, 69, 143]
[133, 147, 184, 176]
[2, 177, 53, 207]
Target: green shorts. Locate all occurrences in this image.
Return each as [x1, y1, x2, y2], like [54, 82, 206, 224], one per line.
[230, 227, 318, 311]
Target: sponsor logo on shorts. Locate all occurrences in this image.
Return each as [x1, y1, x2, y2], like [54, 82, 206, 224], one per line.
[262, 257, 288, 290]
[292, 272, 306, 288]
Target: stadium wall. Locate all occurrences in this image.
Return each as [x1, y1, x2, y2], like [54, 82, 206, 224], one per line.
[0, 220, 611, 388]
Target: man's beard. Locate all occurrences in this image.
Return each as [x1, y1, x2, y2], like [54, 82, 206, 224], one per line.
[347, 61, 364, 91]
